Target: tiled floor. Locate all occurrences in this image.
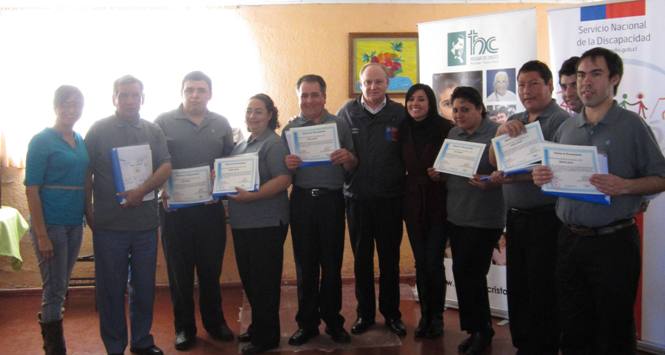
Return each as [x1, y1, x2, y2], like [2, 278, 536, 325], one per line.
[0, 284, 651, 355]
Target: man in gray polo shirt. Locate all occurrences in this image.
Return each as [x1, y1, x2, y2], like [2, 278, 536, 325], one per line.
[282, 74, 357, 346]
[533, 47, 665, 354]
[155, 71, 235, 351]
[489, 60, 568, 354]
[85, 75, 171, 355]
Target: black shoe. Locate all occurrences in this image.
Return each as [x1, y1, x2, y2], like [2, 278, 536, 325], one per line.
[207, 323, 234, 341]
[241, 343, 279, 354]
[426, 318, 443, 339]
[325, 327, 351, 343]
[464, 329, 494, 355]
[130, 344, 164, 355]
[174, 330, 196, 351]
[385, 318, 407, 337]
[458, 333, 474, 353]
[350, 317, 375, 334]
[288, 328, 319, 346]
[414, 318, 430, 338]
[238, 331, 252, 343]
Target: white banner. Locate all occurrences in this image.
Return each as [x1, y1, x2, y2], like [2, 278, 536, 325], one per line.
[419, 9, 537, 316]
[418, 9, 536, 125]
[549, 0, 665, 350]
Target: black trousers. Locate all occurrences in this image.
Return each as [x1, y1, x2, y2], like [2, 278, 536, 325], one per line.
[557, 224, 640, 355]
[290, 187, 346, 330]
[506, 207, 561, 354]
[160, 203, 226, 334]
[448, 222, 502, 333]
[346, 196, 403, 321]
[233, 224, 287, 348]
[405, 222, 447, 322]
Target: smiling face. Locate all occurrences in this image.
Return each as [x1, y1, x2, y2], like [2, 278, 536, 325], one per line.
[559, 74, 583, 113]
[494, 72, 509, 95]
[55, 95, 84, 129]
[576, 56, 620, 109]
[407, 89, 429, 121]
[453, 97, 483, 133]
[245, 98, 272, 137]
[517, 71, 553, 115]
[360, 64, 389, 106]
[298, 80, 326, 121]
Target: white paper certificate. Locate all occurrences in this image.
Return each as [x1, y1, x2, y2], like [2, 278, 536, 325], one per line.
[166, 166, 213, 208]
[433, 139, 486, 178]
[541, 143, 605, 195]
[111, 144, 155, 204]
[212, 153, 259, 196]
[284, 124, 340, 165]
[491, 121, 545, 174]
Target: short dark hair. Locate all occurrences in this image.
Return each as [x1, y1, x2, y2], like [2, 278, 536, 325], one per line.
[451, 86, 487, 118]
[296, 74, 327, 96]
[249, 93, 280, 130]
[518, 60, 553, 85]
[405, 83, 439, 121]
[113, 75, 143, 96]
[579, 47, 623, 95]
[182, 71, 212, 92]
[53, 85, 83, 108]
[558, 56, 580, 80]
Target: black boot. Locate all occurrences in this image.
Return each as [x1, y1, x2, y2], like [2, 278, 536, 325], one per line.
[39, 314, 66, 355]
[425, 315, 443, 339]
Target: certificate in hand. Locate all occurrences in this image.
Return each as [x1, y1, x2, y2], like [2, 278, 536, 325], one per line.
[212, 153, 259, 197]
[166, 166, 214, 209]
[491, 121, 545, 175]
[111, 144, 155, 205]
[433, 139, 486, 178]
[284, 123, 340, 167]
[540, 142, 610, 205]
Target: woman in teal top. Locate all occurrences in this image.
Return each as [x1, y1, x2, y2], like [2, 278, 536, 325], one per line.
[24, 85, 89, 355]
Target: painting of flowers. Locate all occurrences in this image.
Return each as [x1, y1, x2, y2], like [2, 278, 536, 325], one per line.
[349, 32, 419, 97]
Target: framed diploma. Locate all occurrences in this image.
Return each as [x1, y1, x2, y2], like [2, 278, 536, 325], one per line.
[166, 166, 214, 209]
[541, 142, 610, 205]
[212, 153, 259, 197]
[433, 139, 486, 178]
[491, 121, 545, 175]
[284, 123, 340, 167]
[111, 144, 155, 205]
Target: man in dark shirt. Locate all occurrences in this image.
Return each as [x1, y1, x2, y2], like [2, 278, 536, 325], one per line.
[337, 63, 406, 336]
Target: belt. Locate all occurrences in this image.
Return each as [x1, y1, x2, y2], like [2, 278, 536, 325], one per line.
[294, 186, 341, 198]
[42, 185, 84, 190]
[566, 218, 635, 237]
[509, 205, 555, 215]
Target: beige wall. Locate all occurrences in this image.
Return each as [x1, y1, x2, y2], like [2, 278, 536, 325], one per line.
[0, 2, 561, 289]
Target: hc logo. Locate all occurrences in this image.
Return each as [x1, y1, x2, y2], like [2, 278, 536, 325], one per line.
[447, 31, 467, 66]
[467, 30, 498, 55]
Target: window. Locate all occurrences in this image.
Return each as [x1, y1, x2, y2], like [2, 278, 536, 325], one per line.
[0, 6, 261, 166]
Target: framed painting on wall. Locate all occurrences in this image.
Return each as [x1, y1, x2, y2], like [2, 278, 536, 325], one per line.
[348, 32, 419, 98]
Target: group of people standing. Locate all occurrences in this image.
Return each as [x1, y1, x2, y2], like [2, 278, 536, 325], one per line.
[24, 46, 665, 355]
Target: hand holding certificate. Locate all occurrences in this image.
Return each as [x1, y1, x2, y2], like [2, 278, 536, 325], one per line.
[540, 142, 610, 205]
[284, 124, 340, 167]
[212, 153, 259, 197]
[166, 166, 214, 209]
[433, 139, 486, 178]
[491, 121, 545, 175]
[111, 144, 155, 205]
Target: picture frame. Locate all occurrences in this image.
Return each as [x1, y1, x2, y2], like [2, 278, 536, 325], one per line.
[348, 32, 419, 98]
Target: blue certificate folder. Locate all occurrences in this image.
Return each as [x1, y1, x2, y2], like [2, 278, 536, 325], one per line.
[541, 144, 610, 205]
[111, 145, 154, 205]
[212, 155, 259, 198]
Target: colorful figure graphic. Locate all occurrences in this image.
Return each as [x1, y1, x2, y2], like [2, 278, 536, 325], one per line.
[635, 93, 648, 119]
